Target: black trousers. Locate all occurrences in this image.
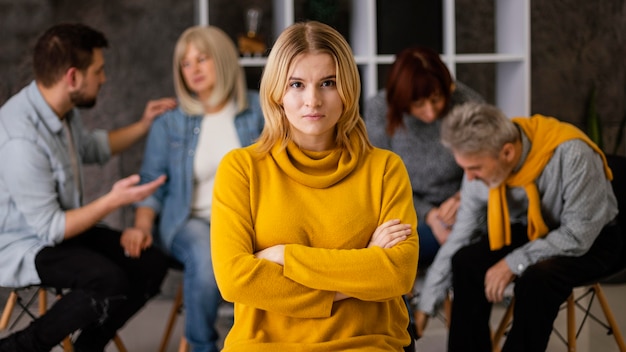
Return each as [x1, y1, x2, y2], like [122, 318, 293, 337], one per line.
[3, 225, 168, 352]
[447, 223, 623, 352]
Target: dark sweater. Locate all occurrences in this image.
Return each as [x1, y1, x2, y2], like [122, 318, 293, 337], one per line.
[364, 81, 484, 221]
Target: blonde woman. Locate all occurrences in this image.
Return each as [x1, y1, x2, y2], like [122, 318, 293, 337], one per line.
[211, 21, 418, 351]
[121, 26, 264, 352]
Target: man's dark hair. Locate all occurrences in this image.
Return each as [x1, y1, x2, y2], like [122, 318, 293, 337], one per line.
[33, 23, 109, 87]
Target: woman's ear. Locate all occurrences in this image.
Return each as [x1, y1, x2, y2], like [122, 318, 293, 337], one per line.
[449, 82, 456, 93]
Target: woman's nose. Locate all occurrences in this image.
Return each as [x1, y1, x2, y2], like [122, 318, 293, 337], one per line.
[422, 102, 436, 121]
[304, 88, 321, 107]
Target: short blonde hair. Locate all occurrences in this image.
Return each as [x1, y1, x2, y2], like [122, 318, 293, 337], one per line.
[173, 26, 248, 115]
[256, 21, 371, 155]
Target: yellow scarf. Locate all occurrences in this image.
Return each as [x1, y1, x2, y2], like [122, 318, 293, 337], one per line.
[487, 114, 612, 250]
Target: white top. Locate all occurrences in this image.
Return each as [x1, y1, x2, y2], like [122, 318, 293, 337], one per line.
[191, 100, 241, 220]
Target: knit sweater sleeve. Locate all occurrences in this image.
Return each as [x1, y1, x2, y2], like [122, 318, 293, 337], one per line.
[418, 177, 488, 315]
[211, 148, 336, 318]
[282, 152, 418, 301]
[212, 148, 418, 318]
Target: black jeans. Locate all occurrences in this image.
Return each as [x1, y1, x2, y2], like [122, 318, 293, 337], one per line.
[3, 225, 168, 352]
[447, 223, 623, 352]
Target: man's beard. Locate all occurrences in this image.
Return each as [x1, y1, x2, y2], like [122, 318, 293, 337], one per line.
[484, 164, 511, 189]
[70, 90, 97, 108]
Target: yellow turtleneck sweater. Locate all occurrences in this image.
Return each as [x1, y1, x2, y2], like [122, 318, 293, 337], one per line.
[211, 137, 419, 351]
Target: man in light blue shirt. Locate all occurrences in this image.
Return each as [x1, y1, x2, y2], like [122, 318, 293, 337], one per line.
[0, 23, 176, 351]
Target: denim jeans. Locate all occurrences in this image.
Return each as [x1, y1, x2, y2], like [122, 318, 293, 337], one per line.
[169, 218, 221, 352]
[0, 226, 168, 352]
[417, 221, 441, 268]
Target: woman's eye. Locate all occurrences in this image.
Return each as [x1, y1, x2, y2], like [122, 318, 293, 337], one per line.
[289, 81, 303, 88]
[321, 80, 336, 87]
[412, 100, 425, 108]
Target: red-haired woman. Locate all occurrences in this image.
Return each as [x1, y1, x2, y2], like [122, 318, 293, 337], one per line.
[365, 46, 484, 268]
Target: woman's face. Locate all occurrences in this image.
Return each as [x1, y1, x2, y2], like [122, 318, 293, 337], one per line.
[409, 93, 446, 124]
[180, 43, 216, 100]
[281, 52, 343, 151]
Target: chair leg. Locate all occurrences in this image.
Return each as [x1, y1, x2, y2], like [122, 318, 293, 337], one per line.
[1, 288, 127, 351]
[0, 291, 17, 330]
[593, 284, 626, 352]
[492, 297, 514, 352]
[490, 284, 626, 352]
[60, 333, 125, 351]
[37, 288, 75, 352]
[567, 292, 576, 352]
[63, 336, 74, 352]
[38, 288, 47, 316]
[178, 336, 189, 352]
[443, 293, 452, 328]
[159, 284, 184, 352]
[113, 334, 128, 352]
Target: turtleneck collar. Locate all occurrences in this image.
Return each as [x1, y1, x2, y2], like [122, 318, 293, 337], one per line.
[270, 134, 361, 189]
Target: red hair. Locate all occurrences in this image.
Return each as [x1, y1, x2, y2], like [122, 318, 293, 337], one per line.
[385, 47, 453, 135]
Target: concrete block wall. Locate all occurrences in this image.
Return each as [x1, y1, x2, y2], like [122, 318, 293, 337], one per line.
[0, 0, 193, 227]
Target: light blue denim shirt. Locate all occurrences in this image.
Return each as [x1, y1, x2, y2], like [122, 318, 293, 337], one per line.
[0, 81, 110, 287]
[136, 91, 264, 251]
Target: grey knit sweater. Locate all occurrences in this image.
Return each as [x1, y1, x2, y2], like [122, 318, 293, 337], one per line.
[363, 82, 484, 221]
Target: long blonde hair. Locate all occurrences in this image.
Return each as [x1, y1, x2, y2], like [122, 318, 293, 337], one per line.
[173, 26, 248, 115]
[256, 21, 371, 155]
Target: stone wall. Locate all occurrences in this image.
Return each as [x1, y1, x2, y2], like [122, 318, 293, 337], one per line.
[531, 0, 626, 154]
[0, 0, 193, 227]
[1, 0, 624, 229]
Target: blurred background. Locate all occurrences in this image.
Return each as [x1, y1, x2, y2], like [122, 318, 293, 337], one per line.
[1, 0, 624, 230]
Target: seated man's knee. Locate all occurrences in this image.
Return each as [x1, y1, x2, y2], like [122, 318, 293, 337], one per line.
[134, 248, 169, 287]
[451, 245, 474, 273]
[87, 265, 130, 298]
[513, 261, 556, 299]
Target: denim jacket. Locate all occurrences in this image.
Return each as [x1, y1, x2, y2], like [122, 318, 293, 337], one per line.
[136, 91, 264, 251]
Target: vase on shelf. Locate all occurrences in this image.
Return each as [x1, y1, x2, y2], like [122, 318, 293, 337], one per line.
[238, 7, 267, 57]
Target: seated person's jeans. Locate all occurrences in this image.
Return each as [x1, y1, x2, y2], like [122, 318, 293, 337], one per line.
[417, 221, 441, 268]
[168, 217, 221, 352]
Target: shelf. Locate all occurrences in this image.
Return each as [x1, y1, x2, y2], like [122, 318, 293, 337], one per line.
[197, 0, 530, 117]
[238, 57, 268, 67]
[450, 54, 529, 64]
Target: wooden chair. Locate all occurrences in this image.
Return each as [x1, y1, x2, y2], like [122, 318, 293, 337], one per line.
[410, 289, 453, 332]
[492, 154, 626, 352]
[158, 260, 189, 352]
[492, 270, 626, 352]
[0, 286, 127, 351]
